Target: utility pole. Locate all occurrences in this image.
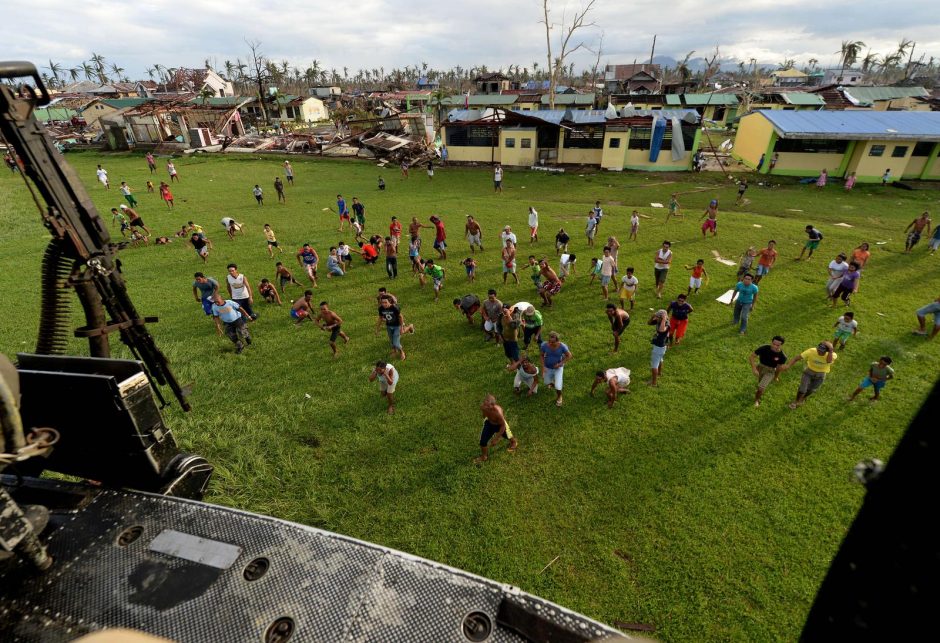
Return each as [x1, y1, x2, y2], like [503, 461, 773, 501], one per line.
[649, 35, 657, 65]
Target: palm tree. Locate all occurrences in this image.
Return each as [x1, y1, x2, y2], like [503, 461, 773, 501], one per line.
[807, 58, 819, 71]
[81, 62, 96, 81]
[90, 52, 108, 83]
[44, 60, 63, 88]
[837, 40, 865, 69]
[109, 63, 125, 82]
[198, 86, 215, 105]
[68, 67, 81, 83]
[860, 50, 879, 73]
[223, 60, 235, 80]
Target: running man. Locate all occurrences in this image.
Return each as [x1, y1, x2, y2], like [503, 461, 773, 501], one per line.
[465, 215, 484, 252]
[476, 394, 517, 464]
[833, 311, 859, 350]
[700, 199, 718, 237]
[686, 259, 708, 294]
[210, 293, 253, 353]
[119, 181, 137, 207]
[252, 184, 264, 205]
[192, 273, 220, 322]
[730, 273, 759, 334]
[352, 197, 365, 228]
[748, 335, 788, 406]
[591, 367, 632, 408]
[521, 305, 543, 350]
[431, 215, 447, 260]
[377, 296, 409, 360]
[314, 301, 350, 358]
[368, 361, 399, 414]
[453, 293, 481, 325]
[667, 294, 693, 345]
[754, 240, 777, 284]
[848, 357, 895, 402]
[913, 295, 940, 339]
[336, 194, 350, 232]
[96, 164, 109, 189]
[784, 341, 838, 409]
[904, 211, 932, 253]
[666, 194, 681, 221]
[649, 310, 670, 387]
[420, 258, 445, 301]
[481, 290, 503, 342]
[121, 204, 151, 238]
[555, 228, 570, 254]
[796, 225, 824, 261]
[190, 232, 210, 262]
[264, 224, 282, 257]
[735, 179, 748, 205]
[606, 303, 630, 352]
[275, 262, 301, 293]
[226, 263, 257, 320]
[258, 278, 282, 305]
[296, 244, 319, 287]
[291, 290, 314, 325]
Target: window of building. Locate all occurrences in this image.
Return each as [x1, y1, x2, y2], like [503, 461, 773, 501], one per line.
[520, 138, 532, 148]
[891, 146, 909, 158]
[911, 142, 935, 157]
[869, 145, 886, 157]
[628, 127, 651, 150]
[504, 138, 516, 148]
[609, 137, 621, 148]
[774, 139, 849, 154]
[563, 127, 605, 149]
[447, 126, 497, 147]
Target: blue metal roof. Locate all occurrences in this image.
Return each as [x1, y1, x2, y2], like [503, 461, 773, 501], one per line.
[757, 110, 940, 141]
[619, 108, 700, 122]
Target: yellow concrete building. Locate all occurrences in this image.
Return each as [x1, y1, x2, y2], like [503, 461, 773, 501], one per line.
[733, 110, 940, 182]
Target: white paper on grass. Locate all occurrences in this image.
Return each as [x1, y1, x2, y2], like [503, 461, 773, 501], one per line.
[834, 222, 854, 227]
[753, 224, 762, 228]
[714, 258, 737, 266]
[716, 289, 735, 304]
[650, 203, 664, 208]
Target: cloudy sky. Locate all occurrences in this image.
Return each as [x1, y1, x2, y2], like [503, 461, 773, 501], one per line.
[5, 0, 940, 80]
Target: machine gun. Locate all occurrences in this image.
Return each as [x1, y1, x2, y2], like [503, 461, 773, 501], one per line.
[1, 62, 212, 569]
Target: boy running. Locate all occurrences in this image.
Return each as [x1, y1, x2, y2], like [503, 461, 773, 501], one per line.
[119, 181, 137, 207]
[848, 357, 895, 402]
[630, 210, 640, 241]
[797, 225, 823, 260]
[252, 185, 263, 205]
[264, 224, 282, 257]
[833, 311, 858, 350]
[296, 244, 319, 286]
[667, 294, 693, 345]
[686, 259, 708, 294]
[420, 259, 445, 301]
[747, 335, 788, 407]
[618, 267, 638, 310]
[754, 241, 777, 283]
[275, 262, 301, 293]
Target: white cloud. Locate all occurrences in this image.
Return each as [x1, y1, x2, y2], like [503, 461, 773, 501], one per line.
[3, 0, 938, 78]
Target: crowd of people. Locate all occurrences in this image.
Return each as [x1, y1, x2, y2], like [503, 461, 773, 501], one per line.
[88, 155, 939, 463]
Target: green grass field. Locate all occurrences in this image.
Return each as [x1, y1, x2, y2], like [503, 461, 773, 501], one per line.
[1, 151, 938, 640]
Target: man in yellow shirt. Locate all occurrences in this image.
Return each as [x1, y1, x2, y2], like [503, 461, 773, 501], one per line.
[784, 341, 837, 409]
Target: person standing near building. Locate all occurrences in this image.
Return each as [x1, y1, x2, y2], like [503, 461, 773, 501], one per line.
[167, 160, 180, 182]
[145, 152, 156, 174]
[274, 177, 286, 203]
[528, 207, 539, 242]
[630, 210, 640, 241]
[368, 361, 399, 414]
[784, 341, 837, 409]
[493, 164, 503, 193]
[283, 160, 294, 185]
[815, 168, 827, 188]
[730, 273, 759, 334]
[540, 331, 572, 407]
[210, 293, 253, 354]
[654, 240, 673, 299]
[226, 264, 257, 320]
[747, 335, 787, 407]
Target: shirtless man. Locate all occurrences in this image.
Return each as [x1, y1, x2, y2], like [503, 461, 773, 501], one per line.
[409, 216, 430, 245]
[591, 367, 632, 408]
[290, 290, 314, 325]
[605, 303, 630, 352]
[475, 394, 518, 464]
[700, 199, 719, 238]
[904, 211, 932, 253]
[538, 260, 562, 307]
[465, 215, 484, 252]
[314, 301, 350, 358]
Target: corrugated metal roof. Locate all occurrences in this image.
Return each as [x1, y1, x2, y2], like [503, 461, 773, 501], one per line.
[565, 109, 609, 124]
[679, 93, 739, 106]
[101, 98, 151, 109]
[440, 95, 518, 106]
[446, 109, 485, 122]
[665, 95, 681, 105]
[841, 86, 929, 103]
[510, 110, 565, 125]
[771, 69, 808, 78]
[780, 92, 826, 106]
[619, 108, 700, 122]
[540, 94, 595, 105]
[757, 110, 940, 140]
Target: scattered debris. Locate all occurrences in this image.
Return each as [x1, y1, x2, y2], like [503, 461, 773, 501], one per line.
[650, 202, 664, 208]
[834, 222, 854, 228]
[876, 241, 889, 245]
[752, 224, 762, 228]
[538, 555, 560, 574]
[786, 208, 803, 212]
[614, 621, 657, 633]
[711, 250, 737, 266]
[716, 289, 735, 304]
[877, 312, 887, 317]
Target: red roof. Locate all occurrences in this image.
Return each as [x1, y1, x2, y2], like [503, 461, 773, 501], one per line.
[606, 64, 661, 81]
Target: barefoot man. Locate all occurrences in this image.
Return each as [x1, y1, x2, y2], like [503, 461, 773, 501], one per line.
[314, 301, 350, 358]
[368, 361, 399, 414]
[538, 260, 562, 307]
[591, 367, 632, 408]
[475, 394, 518, 464]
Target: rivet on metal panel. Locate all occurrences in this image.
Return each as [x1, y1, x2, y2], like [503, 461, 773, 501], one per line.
[243, 557, 270, 582]
[263, 616, 295, 643]
[462, 611, 492, 642]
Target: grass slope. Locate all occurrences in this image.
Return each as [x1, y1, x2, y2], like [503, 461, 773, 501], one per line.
[1, 152, 938, 641]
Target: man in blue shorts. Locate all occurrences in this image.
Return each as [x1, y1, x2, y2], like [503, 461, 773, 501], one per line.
[913, 295, 940, 339]
[192, 273, 219, 323]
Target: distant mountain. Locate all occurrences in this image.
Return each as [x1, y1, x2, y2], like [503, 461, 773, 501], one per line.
[644, 54, 775, 73]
